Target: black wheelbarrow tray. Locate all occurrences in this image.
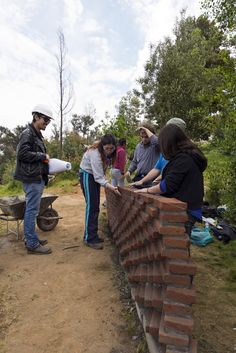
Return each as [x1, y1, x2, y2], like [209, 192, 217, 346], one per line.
[0, 194, 62, 233]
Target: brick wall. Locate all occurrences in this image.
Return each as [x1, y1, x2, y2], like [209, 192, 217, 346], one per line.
[106, 187, 197, 353]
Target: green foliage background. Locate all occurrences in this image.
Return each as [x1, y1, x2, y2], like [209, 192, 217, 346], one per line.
[0, 6, 235, 221]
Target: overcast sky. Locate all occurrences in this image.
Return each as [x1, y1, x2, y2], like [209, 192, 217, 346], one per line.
[0, 0, 201, 136]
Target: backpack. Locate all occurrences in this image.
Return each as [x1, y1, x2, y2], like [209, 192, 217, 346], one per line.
[211, 221, 236, 244]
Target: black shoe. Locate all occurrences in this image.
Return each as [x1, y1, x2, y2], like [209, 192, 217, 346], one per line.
[39, 238, 48, 246]
[84, 241, 103, 250]
[27, 244, 52, 255]
[24, 238, 48, 247]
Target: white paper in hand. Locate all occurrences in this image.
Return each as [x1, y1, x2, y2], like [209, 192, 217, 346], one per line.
[49, 158, 72, 174]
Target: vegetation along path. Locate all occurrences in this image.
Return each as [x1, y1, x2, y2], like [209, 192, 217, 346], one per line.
[0, 192, 138, 353]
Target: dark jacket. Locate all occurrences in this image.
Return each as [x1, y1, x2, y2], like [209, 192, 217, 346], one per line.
[14, 124, 49, 185]
[161, 151, 207, 210]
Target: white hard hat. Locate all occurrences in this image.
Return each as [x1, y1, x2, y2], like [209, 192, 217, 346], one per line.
[32, 104, 54, 120]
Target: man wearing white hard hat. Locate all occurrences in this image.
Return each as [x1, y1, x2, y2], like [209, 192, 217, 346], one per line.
[14, 104, 53, 254]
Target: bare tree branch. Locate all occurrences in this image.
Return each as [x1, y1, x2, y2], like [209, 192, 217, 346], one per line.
[55, 28, 75, 158]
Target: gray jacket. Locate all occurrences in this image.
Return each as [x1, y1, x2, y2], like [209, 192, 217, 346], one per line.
[80, 149, 108, 187]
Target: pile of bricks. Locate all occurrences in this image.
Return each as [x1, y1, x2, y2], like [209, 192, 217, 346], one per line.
[106, 187, 197, 353]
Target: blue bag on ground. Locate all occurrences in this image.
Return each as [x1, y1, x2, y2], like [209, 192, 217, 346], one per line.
[190, 227, 214, 246]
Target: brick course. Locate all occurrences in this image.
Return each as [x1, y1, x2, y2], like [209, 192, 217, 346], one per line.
[106, 187, 197, 353]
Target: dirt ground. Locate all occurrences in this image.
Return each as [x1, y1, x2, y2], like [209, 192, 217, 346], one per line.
[0, 191, 138, 353]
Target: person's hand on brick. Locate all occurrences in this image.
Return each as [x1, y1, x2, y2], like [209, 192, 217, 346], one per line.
[130, 179, 143, 187]
[106, 183, 121, 196]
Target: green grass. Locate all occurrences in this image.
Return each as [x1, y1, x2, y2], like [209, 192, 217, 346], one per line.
[194, 240, 236, 292]
[47, 177, 78, 194]
[192, 240, 236, 353]
[0, 176, 79, 197]
[0, 182, 23, 197]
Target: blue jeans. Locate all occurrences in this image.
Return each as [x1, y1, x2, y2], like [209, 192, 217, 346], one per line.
[111, 168, 125, 187]
[23, 181, 45, 249]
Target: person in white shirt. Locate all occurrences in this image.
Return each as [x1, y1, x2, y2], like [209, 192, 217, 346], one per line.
[79, 134, 120, 250]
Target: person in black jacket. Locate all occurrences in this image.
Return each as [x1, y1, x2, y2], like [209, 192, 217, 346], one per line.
[14, 104, 54, 254]
[134, 124, 207, 236]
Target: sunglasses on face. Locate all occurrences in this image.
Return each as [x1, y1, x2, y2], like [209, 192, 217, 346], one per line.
[39, 115, 51, 124]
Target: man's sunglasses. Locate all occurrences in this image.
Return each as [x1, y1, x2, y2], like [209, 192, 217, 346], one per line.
[39, 114, 51, 123]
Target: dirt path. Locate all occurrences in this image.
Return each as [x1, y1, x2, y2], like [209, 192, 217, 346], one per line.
[0, 192, 136, 353]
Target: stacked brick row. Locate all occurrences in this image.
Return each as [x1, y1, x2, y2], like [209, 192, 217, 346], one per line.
[106, 187, 197, 353]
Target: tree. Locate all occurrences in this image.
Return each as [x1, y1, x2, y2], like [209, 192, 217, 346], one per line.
[99, 92, 142, 157]
[136, 14, 234, 139]
[56, 28, 74, 158]
[201, 0, 236, 32]
[0, 124, 27, 183]
[71, 114, 95, 138]
[199, 1, 236, 221]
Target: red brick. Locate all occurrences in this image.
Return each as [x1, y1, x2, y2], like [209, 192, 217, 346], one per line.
[140, 265, 148, 282]
[146, 310, 161, 337]
[136, 284, 145, 305]
[163, 300, 192, 316]
[163, 273, 191, 287]
[163, 235, 190, 249]
[152, 262, 163, 283]
[147, 263, 153, 282]
[159, 212, 188, 223]
[152, 286, 163, 309]
[146, 205, 160, 218]
[140, 210, 150, 223]
[168, 260, 197, 276]
[147, 224, 161, 240]
[135, 197, 146, 207]
[159, 315, 189, 346]
[164, 314, 194, 334]
[151, 196, 187, 211]
[144, 283, 153, 307]
[162, 247, 189, 260]
[153, 220, 186, 235]
[166, 286, 196, 305]
[146, 242, 160, 261]
[128, 268, 138, 282]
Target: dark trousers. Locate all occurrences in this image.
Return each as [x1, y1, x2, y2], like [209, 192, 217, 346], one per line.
[79, 171, 100, 243]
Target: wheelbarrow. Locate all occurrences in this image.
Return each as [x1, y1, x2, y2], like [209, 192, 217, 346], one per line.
[0, 194, 62, 239]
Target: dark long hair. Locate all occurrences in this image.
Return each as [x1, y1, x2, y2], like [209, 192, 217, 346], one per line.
[89, 134, 117, 170]
[158, 124, 207, 163]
